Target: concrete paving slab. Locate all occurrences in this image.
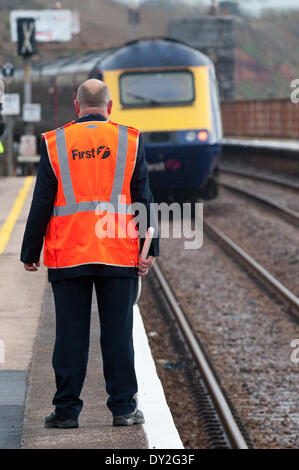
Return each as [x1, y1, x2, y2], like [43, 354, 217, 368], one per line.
[0, 405, 24, 449]
[0, 177, 47, 372]
[0, 371, 28, 449]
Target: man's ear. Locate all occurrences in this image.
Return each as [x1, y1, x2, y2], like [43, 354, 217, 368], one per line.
[74, 99, 80, 116]
[107, 100, 113, 115]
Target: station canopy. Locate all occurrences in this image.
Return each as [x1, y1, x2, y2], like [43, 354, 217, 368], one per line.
[13, 49, 113, 79]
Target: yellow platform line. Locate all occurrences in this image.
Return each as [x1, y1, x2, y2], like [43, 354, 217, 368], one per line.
[0, 176, 34, 256]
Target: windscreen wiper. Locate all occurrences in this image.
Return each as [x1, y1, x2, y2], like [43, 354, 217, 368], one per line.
[126, 91, 160, 105]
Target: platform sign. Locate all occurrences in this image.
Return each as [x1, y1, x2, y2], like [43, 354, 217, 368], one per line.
[10, 10, 72, 42]
[19, 135, 37, 156]
[2, 63, 15, 78]
[22, 103, 41, 122]
[2, 94, 20, 116]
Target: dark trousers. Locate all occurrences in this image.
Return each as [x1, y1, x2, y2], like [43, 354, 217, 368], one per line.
[51, 276, 137, 419]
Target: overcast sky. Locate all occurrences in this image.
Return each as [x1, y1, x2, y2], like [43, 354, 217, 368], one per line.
[121, 0, 299, 14]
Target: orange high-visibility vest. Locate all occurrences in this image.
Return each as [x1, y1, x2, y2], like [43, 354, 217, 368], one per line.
[42, 120, 140, 269]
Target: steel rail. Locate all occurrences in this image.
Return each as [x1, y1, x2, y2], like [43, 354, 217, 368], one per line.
[219, 181, 299, 227]
[219, 167, 299, 192]
[152, 262, 249, 449]
[203, 219, 299, 318]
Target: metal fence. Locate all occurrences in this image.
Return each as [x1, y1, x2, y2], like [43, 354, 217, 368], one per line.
[221, 99, 299, 139]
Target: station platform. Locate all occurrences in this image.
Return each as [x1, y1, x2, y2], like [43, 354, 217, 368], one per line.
[0, 176, 183, 450]
[222, 137, 299, 153]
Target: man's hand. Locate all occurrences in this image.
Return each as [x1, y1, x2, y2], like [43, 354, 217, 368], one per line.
[24, 262, 40, 272]
[138, 256, 156, 276]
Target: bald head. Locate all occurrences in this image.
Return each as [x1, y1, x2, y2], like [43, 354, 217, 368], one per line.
[75, 79, 112, 118]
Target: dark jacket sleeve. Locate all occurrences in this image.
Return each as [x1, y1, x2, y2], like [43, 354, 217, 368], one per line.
[130, 134, 159, 257]
[20, 139, 57, 264]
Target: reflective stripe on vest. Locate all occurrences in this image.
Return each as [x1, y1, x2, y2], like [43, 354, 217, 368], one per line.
[53, 125, 132, 217]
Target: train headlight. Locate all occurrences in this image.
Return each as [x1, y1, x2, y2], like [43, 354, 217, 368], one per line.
[185, 131, 197, 142]
[198, 130, 209, 141]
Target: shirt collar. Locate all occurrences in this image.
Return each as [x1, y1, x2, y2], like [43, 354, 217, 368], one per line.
[75, 113, 108, 123]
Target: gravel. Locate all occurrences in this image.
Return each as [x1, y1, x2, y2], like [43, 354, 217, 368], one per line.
[154, 211, 299, 448]
[219, 160, 299, 185]
[205, 187, 299, 296]
[220, 172, 299, 215]
[138, 167, 299, 448]
[139, 276, 211, 449]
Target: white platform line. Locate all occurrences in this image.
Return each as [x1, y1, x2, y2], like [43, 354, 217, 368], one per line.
[133, 305, 184, 450]
[222, 138, 299, 152]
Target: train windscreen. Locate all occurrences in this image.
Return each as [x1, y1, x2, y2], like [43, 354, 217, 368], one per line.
[119, 70, 195, 107]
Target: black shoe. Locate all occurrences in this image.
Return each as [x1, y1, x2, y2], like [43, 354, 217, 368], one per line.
[44, 412, 79, 429]
[113, 409, 145, 426]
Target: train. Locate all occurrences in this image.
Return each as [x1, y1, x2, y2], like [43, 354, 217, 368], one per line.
[11, 37, 222, 200]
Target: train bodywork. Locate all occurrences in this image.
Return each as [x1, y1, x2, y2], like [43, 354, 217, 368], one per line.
[92, 39, 222, 200]
[11, 38, 222, 200]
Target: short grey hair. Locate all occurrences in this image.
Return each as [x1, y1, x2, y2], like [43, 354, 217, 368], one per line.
[76, 81, 111, 108]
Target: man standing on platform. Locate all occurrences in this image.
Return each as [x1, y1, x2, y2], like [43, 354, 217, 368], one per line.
[20, 79, 159, 428]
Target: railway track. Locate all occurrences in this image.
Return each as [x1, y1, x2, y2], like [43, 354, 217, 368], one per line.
[150, 262, 251, 449]
[203, 218, 299, 320]
[219, 167, 299, 192]
[146, 208, 299, 447]
[218, 181, 299, 227]
[147, 182, 299, 447]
